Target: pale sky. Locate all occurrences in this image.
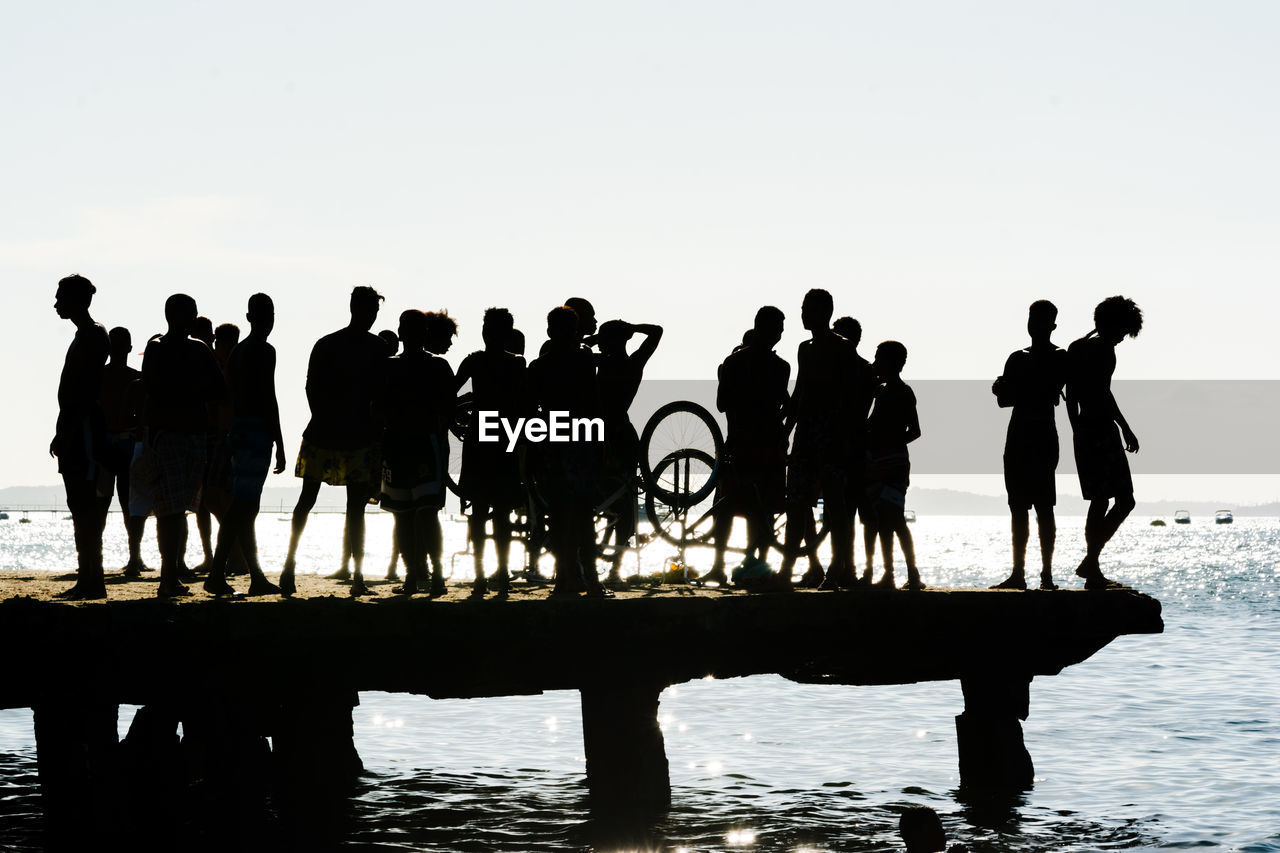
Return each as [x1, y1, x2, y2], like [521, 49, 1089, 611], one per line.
[3, 2, 1278, 493]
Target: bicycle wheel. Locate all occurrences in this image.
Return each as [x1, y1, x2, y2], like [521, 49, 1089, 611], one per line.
[639, 401, 724, 508]
[644, 448, 719, 549]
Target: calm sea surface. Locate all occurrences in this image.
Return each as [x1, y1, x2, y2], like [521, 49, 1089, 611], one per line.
[0, 513, 1277, 851]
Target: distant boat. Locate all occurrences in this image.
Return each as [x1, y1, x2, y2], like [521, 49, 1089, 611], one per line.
[1174, 510, 1191, 524]
[904, 510, 917, 523]
[1215, 509, 1234, 524]
[18, 518, 31, 524]
[0, 512, 8, 520]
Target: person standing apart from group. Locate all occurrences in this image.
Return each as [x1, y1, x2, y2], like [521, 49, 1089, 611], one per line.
[1067, 296, 1143, 590]
[50, 274, 112, 600]
[992, 300, 1069, 591]
[281, 286, 388, 597]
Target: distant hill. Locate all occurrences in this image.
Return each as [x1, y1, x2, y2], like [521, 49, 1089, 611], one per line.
[3, 484, 1276, 519]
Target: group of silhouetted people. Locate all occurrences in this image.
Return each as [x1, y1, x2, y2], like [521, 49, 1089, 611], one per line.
[51, 273, 1142, 601]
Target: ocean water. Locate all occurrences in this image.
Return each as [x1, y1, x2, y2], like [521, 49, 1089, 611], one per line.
[0, 512, 1278, 851]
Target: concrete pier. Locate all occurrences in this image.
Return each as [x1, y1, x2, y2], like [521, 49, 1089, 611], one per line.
[0, 585, 1163, 814]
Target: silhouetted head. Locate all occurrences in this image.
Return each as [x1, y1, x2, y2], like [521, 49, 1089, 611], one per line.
[397, 309, 427, 351]
[506, 327, 526, 356]
[108, 327, 132, 361]
[350, 286, 384, 332]
[833, 315, 862, 347]
[214, 323, 240, 359]
[547, 306, 580, 344]
[54, 274, 96, 319]
[1094, 295, 1143, 345]
[564, 297, 597, 336]
[899, 805, 947, 853]
[192, 316, 214, 346]
[800, 289, 833, 332]
[247, 293, 275, 337]
[873, 340, 908, 378]
[597, 320, 633, 355]
[753, 305, 785, 349]
[482, 307, 515, 351]
[164, 294, 199, 335]
[377, 328, 399, 355]
[1027, 299, 1057, 341]
[424, 310, 457, 355]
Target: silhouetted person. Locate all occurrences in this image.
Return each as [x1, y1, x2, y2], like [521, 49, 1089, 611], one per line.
[528, 305, 608, 597]
[189, 316, 218, 574]
[281, 286, 388, 597]
[375, 328, 404, 581]
[900, 805, 967, 853]
[779, 289, 855, 590]
[456, 308, 526, 598]
[142, 294, 226, 597]
[992, 300, 1068, 590]
[596, 319, 663, 584]
[540, 297, 598, 357]
[707, 306, 790, 586]
[100, 325, 150, 577]
[867, 341, 923, 591]
[50, 274, 111, 600]
[203, 295, 285, 596]
[1067, 296, 1143, 590]
[506, 327, 526, 357]
[382, 310, 456, 597]
[833, 315, 879, 583]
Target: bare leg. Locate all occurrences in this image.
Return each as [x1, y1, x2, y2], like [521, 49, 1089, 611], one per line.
[345, 487, 370, 596]
[706, 509, 733, 584]
[897, 520, 922, 590]
[874, 502, 897, 588]
[1035, 503, 1056, 589]
[492, 506, 513, 596]
[993, 508, 1029, 589]
[470, 505, 489, 588]
[196, 506, 213, 570]
[156, 514, 190, 597]
[423, 507, 446, 596]
[1078, 494, 1134, 588]
[280, 478, 321, 595]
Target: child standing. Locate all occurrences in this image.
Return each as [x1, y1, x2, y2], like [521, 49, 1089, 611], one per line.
[866, 341, 923, 591]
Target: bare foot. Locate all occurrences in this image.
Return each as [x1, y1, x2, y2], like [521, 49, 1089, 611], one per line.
[991, 574, 1027, 590]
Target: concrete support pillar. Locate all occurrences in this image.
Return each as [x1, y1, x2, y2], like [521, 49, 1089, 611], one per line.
[580, 682, 670, 812]
[955, 674, 1034, 791]
[272, 690, 362, 833]
[33, 699, 120, 844]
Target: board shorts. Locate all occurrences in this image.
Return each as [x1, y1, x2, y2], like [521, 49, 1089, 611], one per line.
[459, 438, 522, 508]
[380, 431, 446, 512]
[227, 417, 274, 502]
[1004, 418, 1059, 510]
[717, 436, 787, 516]
[146, 430, 206, 517]
[295, 436, 381, 488]
[1073, 417, 1132, 501]
[866, 450, 910, 511]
